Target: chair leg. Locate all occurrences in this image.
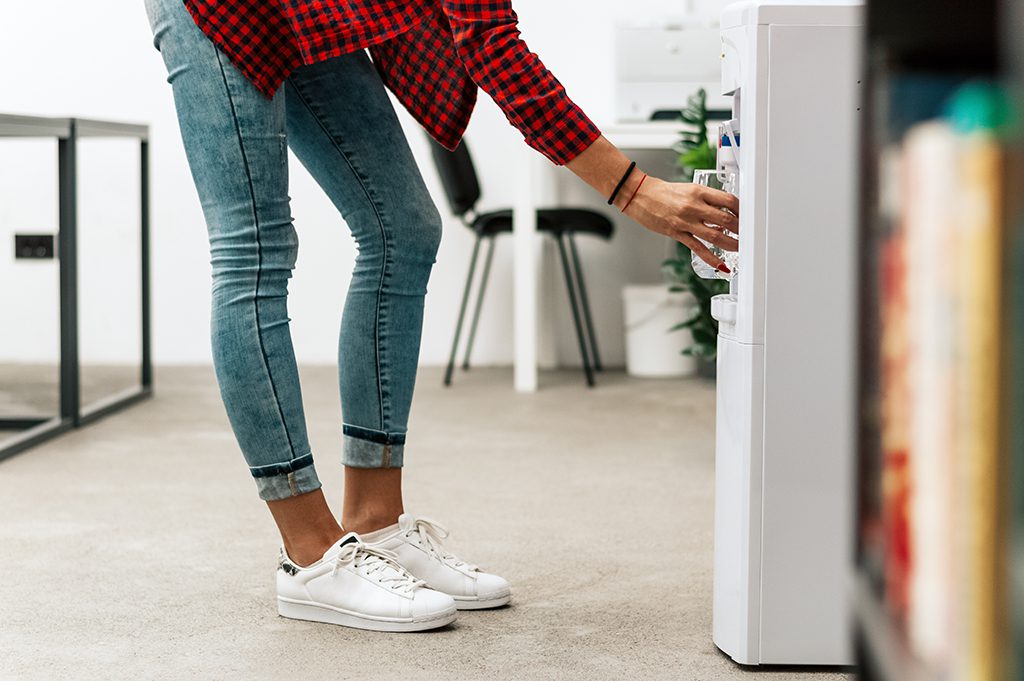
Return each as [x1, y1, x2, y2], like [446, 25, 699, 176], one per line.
[444, 234, 483, 386]
[462, 236, 495, 370]
[567, 232, 602, 372]
[555, 233, 595, 388]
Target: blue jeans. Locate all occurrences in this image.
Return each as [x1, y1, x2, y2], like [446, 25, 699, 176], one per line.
[146, 0, 442, 501]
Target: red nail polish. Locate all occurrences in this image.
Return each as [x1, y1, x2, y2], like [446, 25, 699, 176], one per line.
[717, 264, 731, 274]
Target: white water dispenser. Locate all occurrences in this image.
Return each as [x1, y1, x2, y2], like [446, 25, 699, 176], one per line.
[710, 0, 863, 665]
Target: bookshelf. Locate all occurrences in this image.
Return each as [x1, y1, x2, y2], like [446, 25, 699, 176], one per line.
[854, 1, 1021, 680]
[1007, 0, 1024, 671]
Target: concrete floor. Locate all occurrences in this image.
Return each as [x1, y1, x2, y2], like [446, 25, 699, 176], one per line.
[0, 366, 853, 681]
[0, 363, 142, 420]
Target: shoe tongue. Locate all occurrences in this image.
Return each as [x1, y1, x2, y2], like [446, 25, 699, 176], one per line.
[398, 513, 416, 532]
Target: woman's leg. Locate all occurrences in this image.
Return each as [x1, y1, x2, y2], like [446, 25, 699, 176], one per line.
[283, 53, 443, 534]
[146, 0, 341, 564]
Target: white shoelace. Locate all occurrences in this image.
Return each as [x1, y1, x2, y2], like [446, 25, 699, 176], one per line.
[332, 540, 424, 593]
[405, 517, 479, 575]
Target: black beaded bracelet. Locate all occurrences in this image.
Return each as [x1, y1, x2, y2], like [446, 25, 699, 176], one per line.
[607, 161, 637, 205]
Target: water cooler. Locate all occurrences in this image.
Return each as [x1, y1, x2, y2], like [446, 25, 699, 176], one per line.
[710, 0, 863, 665]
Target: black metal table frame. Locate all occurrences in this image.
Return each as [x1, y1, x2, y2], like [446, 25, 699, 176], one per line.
[0, 114, 152, 462]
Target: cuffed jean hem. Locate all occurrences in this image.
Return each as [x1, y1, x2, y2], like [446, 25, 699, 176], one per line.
[250, 454, 322, 501]
[342, 424, 405, 468]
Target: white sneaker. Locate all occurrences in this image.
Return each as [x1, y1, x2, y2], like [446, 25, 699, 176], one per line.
[276, 533, 457, 631]
[366, 514, 511, 610]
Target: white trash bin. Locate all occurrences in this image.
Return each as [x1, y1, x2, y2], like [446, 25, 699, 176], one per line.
[622, 285, 699, 378]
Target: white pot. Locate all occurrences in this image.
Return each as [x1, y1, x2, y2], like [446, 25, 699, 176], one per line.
[622, 285, 699, 378]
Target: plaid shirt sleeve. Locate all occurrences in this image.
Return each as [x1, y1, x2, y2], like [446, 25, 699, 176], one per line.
[441, 0, 601, 165]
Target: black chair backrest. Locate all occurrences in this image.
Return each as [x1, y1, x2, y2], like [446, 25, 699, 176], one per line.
[426, 134, 481, 218]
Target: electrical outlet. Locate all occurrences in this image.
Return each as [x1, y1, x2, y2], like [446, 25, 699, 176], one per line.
[14, 234, 56, 260]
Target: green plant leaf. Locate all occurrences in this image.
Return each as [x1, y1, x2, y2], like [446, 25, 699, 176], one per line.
[670, 314, 701, 332]
[692, 327, 717, 347]
[694, 343, 718, 360]
[668, 87, 728, 359]
[688, 276, 712, 296]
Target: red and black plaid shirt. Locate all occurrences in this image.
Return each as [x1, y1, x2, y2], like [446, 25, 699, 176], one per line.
[183, 0, 602, 165]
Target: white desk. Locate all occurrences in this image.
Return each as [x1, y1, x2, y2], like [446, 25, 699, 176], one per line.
[512, 121, 686, 392]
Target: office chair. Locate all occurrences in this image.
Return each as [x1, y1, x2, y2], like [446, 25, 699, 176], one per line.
[426, 136, 614, 388]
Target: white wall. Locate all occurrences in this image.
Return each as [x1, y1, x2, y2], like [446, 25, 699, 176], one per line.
[0, 0, 729, 367]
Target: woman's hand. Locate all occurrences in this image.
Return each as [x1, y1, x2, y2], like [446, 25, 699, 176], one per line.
[565, 136, 739, 272]
[622, 176, 739, 272]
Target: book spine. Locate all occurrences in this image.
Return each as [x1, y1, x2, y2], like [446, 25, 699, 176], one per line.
[879, 143, 913, 623]
[955, 131, 1007, 681]
[902, 122, 958, 663]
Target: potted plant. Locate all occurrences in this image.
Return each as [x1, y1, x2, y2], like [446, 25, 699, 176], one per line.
[676, 88, 718, 181]
[663, 88, 728, 377]
[662, 244, 726, 377]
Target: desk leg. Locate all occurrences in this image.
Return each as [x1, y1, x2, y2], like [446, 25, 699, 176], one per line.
[513, 148, 539, 392]
[140, 140, 153, 390]
[58, 123, 80, 425]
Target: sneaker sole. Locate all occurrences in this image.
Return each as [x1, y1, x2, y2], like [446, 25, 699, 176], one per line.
[277, 597, 457, 632]
[453, 590, 512, 610]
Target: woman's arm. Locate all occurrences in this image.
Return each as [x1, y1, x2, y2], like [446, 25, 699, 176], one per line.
[566, 136, 739, 271]
[440, 0, 600, 164]
[442, 0, 739, 269]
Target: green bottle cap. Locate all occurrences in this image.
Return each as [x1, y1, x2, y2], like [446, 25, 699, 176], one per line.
[945, 81, 1014, 134]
